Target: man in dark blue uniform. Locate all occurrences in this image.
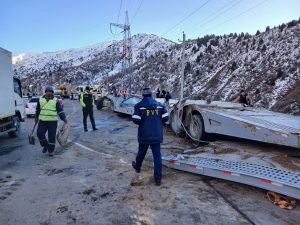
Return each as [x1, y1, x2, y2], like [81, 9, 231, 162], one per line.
[35, 86, 67, 156]
[132, 87, 169, 186]
[80, 86, 97, 132]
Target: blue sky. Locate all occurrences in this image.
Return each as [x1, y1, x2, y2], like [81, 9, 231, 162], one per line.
[1, 0, 299, 53]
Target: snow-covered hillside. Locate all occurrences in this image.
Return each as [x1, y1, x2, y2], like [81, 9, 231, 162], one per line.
[14, 20, 300, 114]
[115, 20, 300, 114]
[13, 33, 174, 85]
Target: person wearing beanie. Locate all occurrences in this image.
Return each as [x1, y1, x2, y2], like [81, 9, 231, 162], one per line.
[35, 86, 67, 156]
[80, 86, 97, 132]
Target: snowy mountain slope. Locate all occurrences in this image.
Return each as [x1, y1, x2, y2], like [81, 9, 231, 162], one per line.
[14, 20, 300, 114]
[115, 20, 300, 114]
[13, 33, 174, 84]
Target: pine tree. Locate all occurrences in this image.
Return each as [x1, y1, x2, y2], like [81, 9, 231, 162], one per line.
[192, 46, 197, 53]
[185, 62, 191, 72]
[236, 35, 242, 42]
[265, 26, 270, 32]
[256, 30, 260, 35]
[244, 32, 250, 39]
[206, 45, 212, 53]
[287, 20, 297, 28]
[279, 23, 286, 31]
[231, 61, 237, 71]
[196, 38, 201, 47]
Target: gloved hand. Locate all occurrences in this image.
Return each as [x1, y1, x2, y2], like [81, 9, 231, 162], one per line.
[63, 119, 68, 124]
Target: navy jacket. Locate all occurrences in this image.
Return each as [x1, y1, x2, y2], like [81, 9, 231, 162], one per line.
[35, 95, 66, 122]
[132, 97, 169, 144]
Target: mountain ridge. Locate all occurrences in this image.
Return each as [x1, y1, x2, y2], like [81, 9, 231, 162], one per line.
[13, 20, 300, 114]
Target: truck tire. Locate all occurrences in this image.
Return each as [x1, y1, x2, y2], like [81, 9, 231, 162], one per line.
[110, 101, 115, 112]
[188, 114, 205, 141]
[169, 111, 181, 134]
[96, 97, 104, 110]
[8, 116, 21, 138]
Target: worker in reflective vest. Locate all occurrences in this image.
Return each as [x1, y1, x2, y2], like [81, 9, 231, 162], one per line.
[80, 86, 97, 132]
[35, 86, 67, 156]
[131, 87, 169, 186]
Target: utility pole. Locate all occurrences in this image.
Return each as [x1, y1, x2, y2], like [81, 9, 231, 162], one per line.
[179, 32, 186, 101]
[110, 11, 132, 93]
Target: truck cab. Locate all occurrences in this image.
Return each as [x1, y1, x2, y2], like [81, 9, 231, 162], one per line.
[0, 47, 25, 137]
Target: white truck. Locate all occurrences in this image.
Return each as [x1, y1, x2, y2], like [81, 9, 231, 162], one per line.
[0, 47, 25, 137]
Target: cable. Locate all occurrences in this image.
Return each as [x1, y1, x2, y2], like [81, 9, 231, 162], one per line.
[161, 0, 211, 36]
[113, 0, 123, 39]
[131, 0, 144, 25]
[186, 0, 242, 33]
[116, 0, 123, 26]
[199, 0, 268, 36]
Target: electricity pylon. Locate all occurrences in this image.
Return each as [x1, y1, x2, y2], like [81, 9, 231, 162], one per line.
[110, 11, 132, 92]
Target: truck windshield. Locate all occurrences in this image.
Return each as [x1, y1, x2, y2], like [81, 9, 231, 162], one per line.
[13, 78, 22, 98]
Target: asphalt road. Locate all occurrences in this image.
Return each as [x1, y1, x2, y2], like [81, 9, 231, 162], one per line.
[0, 100, 299, 225]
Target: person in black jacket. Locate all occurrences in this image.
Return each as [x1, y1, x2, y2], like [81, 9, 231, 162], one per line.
[156, 88, 160, 98]
[165, 91, 172, 103]
[132, 87, 169, 186]
[80, 86, 97, 132]
[239, 89, 253, 106]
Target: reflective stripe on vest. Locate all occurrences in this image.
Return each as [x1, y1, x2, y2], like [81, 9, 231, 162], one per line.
[39, 97, 58, 121]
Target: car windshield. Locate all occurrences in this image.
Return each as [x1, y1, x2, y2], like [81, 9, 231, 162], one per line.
[123, 97, 141, 105]
[29, 98, 39, 103]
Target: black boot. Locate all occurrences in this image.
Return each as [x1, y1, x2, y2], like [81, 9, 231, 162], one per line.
[155, 179, 161, 186]
[132, 161, 141, 173]
[42, 146, 48, 153]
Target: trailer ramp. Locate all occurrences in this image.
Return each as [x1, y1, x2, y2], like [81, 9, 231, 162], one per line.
[162, 155, 300, 199]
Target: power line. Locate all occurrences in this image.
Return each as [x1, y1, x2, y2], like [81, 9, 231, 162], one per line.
[199, 0, 268, 36]
[161, 0, 211, 36]
[193, 0, 243, 32]
[131, 0, 144, 25]
[116, 0, 123, 25]
[113, 0, 123, 38]
[186, 0, 241, 33]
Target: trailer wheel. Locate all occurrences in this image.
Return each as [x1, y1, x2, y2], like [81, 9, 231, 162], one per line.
[188, 114, 205, 141]
[96, 97, 104, 110]
[8, 117, 21, 138]
[110, 101, 115, 112]
[169, 111, 182, 134]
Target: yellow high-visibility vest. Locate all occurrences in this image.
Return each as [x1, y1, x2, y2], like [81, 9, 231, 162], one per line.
[38, 97, 58, 121]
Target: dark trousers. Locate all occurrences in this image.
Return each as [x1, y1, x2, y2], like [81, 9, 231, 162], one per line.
[37, 121, 58, 153]
[135, 143, 162, 181]
[83, 107, 96, 130]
